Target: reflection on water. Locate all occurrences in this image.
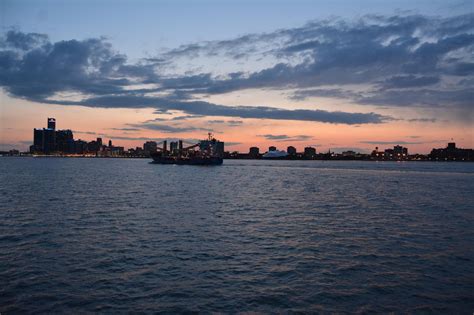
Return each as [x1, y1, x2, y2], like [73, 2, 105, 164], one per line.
[1, 158, 473, 313]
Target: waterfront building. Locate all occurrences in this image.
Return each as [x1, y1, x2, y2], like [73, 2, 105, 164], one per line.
[47, 117, 56, 130]
[304, 147, 316, 159]
[342, 150, 356, 157]
[31, 118, 57, 153]
[32, 128, 43, 153]
[262, 150, 288, 159]
[429, 142, 474, 161]
[56, 130, 74, 153]
[249, 147, 260, 158]
[74, 140, 88, 154]
[384, 145, 408, 160]
[42, 128, 56, 154]
[86, 138, 103, 153]
[144, 141, 158, 154]
[287, 146, 297, 156]
[393, 145, 408, 157]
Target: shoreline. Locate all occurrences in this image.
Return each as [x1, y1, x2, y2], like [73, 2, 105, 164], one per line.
[1, 155, 473, 162]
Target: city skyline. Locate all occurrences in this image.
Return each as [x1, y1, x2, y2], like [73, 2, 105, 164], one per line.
[13, 116, 471, 162]
[1, 0, 473, 154]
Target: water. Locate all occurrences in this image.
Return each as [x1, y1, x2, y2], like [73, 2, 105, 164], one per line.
[1, 158, 473, 313]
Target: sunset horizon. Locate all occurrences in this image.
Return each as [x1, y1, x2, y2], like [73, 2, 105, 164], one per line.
[1, 1, 473, 154]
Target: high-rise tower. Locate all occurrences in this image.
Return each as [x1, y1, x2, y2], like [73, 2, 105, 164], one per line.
[47, 117, 56, 130]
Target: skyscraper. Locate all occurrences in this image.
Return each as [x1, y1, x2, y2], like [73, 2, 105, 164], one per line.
[47, 118, 56, 130]
[287, 146, 297, 156]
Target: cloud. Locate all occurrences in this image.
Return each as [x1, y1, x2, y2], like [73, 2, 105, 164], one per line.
[129, 123, 213, 133]
[259, 134, 313, 141]
[72, 130, 97, 135]
[290, 88, 360, 101]
[3, 30, 49, 50]
[360, 139, 446, 145]
[208, 119, 243, 126]
[101, 135, 201, 144]
[1, 13, 472, 124]
[225, 142, 241, 147]
[407, 118, 437, 123]
[156, 14, 473, 116]
[40, 96, 388, 124]
[378, 75, 440, 89]
[109, 127, 140, 131]
[171, 114, 205, 121]
[359, 88, 473, 109]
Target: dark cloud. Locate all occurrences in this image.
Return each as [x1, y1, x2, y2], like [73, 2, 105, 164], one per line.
[227, 120, 243, 126]
[290, 88, 360, 101]
[40, 96, 388, 124]
[225, 142, 242, 147]
[208, 120, 225, 124]
[359, 88, 473, 109]
[0, 34, 155, 100]
[72, 130, 97, 135]
[378, 75, 440, 89]
[3, 30, 48, 50]
[259, 134, 313, 141]
[156, 14, 473, 115]
[208, 119, 243, 126]
[1, 13, 472, 124]
[407, 118, 437, 123]
[360, 140, 446, 145]
[108, 127, 141, 131]
[171, 114, 205, 121]
[102, 135, 201, 144]
[128, 123, 213, 133]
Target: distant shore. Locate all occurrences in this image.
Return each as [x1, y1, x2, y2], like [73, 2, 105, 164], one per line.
[1, 155, 473, 162]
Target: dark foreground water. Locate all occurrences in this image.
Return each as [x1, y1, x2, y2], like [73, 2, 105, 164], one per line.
[1, 158, 473, 313]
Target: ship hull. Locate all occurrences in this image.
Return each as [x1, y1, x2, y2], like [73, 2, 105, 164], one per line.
[151, 155, 223, 165]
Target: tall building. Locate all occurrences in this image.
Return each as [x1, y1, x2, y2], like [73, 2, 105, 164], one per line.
[304, 147, 316, 159]
[42, 128, 56, 153]
[86, 138, 103, 153]
[249, 147, 260, 158]
[32, 128, 43, 153]
[393, 145, 408, 156]
[32, 118, 57, 153]
[47, 117, 56, 130]
[144, 141, 158, 153]
[74, 140, 88, 154]
[287, 146, 297, 156]
[429, 142, 474, 161]
[56, 130, 74, 153]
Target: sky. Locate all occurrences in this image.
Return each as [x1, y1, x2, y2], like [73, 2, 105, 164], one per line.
[0, 0, 473, 153]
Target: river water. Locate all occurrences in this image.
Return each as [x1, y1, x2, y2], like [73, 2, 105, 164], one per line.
[1, 158, 473, 313]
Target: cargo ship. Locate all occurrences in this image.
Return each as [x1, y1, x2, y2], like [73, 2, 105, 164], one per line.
[150, 133, 224, 165]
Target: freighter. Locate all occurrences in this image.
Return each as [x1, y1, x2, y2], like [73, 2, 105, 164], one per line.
[150, 133, 224, 165]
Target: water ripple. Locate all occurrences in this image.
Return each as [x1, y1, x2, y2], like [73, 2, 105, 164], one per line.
[1, 158, 473, 313]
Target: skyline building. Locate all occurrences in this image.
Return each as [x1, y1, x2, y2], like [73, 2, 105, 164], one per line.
[304, 147, 316, 159]
[287, 146, 297, 156]
[47, 118, 56, 130]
